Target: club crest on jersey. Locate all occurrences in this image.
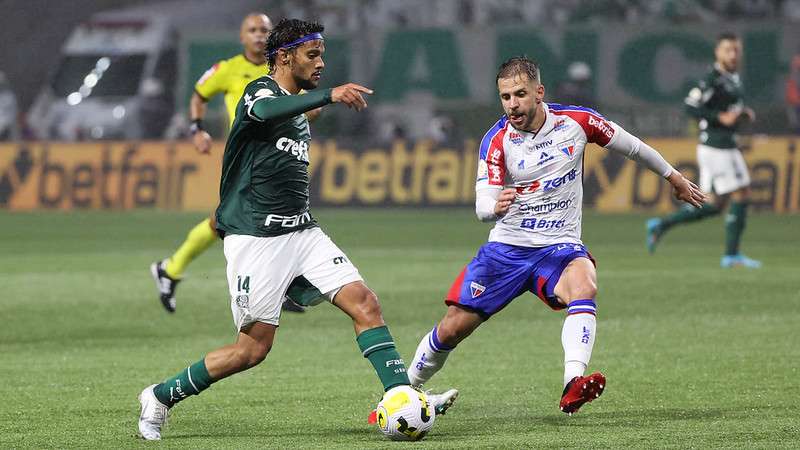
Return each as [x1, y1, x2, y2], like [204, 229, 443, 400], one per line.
[509, 131, 524, 145]
[558, 139, 576, 160]
[470, 282, 486, 298]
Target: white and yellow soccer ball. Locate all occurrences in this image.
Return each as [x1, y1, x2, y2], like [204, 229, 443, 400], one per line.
[375, 385, 435, 441]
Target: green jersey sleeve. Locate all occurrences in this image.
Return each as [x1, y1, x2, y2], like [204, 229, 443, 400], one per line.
[244, 85, 332, 123]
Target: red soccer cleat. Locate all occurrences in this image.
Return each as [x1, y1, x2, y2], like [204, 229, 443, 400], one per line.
[367, 409, 377, 424]
[559, 372, 606, 415]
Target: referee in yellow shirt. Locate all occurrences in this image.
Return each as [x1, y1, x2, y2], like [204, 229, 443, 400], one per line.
[150, 12, 308, 313]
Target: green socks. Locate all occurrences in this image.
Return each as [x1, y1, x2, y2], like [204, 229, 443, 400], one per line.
[725, 201, 747, 255]
[356, 326, 410, 391]
[153, 358, 214, 407]
[659, 203, 721, 232]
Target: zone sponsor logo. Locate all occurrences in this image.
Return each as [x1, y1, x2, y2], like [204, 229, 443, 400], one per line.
[542, 168, 578, 192]
[588, 116, 614, 139]
[276, 137, 310, 162]
[509, 131, 524, 145]
[534, 140, 552, 150]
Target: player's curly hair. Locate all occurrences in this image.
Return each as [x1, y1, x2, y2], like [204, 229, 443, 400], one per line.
[496, 56, 541, 84]
[266, 19, 325, 74]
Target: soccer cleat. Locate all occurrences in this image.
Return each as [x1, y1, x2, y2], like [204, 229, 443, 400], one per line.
[150, 260, 180, 313]
[427, 388, 459, 416]
[138, 384, 169, 440]
[560, 372, 606, 415]
[721, 254, 762, 269]
[645, 218, 662, 254]
[281, 298, 307, 313]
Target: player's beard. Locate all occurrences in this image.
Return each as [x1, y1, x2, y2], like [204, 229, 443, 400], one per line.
[296, 76, 318, 91]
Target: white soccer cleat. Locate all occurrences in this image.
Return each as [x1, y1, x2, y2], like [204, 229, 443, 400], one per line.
[138, 384, 169, 440]
[426, 388, 459, 416]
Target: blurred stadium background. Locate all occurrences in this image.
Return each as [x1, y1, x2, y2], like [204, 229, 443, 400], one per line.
[1, 0, 799, 447]
[1, 0, 799, 212]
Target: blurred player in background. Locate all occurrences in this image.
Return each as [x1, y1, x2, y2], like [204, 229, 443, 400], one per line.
[150, 12, 309, 313]
[138, 19, 453, 440]
[404, 56, 705, 416]
[647, 33, 761, 268]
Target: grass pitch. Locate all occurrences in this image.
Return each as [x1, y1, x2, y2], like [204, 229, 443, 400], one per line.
[0, 209, 798, 448]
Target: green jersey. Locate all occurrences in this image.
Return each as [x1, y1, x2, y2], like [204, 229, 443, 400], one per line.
[684, 64, 746, 149]
[216, 76, 332, 237]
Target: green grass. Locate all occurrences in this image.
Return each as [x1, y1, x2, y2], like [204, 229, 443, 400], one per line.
[1, 209, 798, 448]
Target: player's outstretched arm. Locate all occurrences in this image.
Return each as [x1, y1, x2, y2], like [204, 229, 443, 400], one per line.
[603, 122, 707, 208]
[330, 83, 373, 111]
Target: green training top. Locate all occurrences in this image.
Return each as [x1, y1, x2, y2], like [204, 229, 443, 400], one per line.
[684, 64, 746, 149]
[216, 76, 332, 237]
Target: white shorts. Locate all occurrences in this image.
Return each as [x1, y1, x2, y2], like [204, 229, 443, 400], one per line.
[223, 227, 363, 330]
[696, 144, 751, 195]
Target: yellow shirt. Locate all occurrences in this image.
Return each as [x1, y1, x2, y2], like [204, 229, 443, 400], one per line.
[194, 54, 269, 127]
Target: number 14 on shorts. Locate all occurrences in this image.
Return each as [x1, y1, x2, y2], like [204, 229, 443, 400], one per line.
[237, 275, 251, 293]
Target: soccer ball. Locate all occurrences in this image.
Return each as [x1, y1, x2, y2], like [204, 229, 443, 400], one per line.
[375, 385, 435, 441]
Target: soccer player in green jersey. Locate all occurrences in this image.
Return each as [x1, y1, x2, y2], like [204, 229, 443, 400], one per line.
[150, 13, 307, 313]
[138, 18, 455, 441]
[647, 33, 761, 268]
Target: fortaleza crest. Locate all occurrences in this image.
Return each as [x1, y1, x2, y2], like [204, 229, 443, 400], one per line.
[558, 139, 576, 160]
[470, 281, 486, 298]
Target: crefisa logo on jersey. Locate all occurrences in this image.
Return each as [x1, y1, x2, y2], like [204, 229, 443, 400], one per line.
[509, 131, 524, 145]
[470, 281, 486, 298]
[558, 139, 576, 160]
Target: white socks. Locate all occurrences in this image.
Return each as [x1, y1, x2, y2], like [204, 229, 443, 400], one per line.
[407, 327, 453, 387]
[561, 300, 597, 387]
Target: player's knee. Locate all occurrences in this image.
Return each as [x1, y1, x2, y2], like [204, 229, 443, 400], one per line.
[571, 279, 597, 301]
[355, 290, 382, 322]
[233, 343, 271, 369]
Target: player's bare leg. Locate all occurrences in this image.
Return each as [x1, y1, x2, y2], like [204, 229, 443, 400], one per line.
[138, 322, 276, 440]
[721, 187, 761, 268]
[553, 257, 605, 415]
[408, 305, 482, 385]
[402, 305, 480, 417]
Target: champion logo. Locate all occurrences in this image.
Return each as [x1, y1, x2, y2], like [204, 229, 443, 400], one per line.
[470, 281, 486, 298]
[509, 132, 524, 145]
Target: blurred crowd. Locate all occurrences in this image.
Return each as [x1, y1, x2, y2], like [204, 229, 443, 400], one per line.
[2, 0, 800, 142]
[274, 0, 800, 29]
